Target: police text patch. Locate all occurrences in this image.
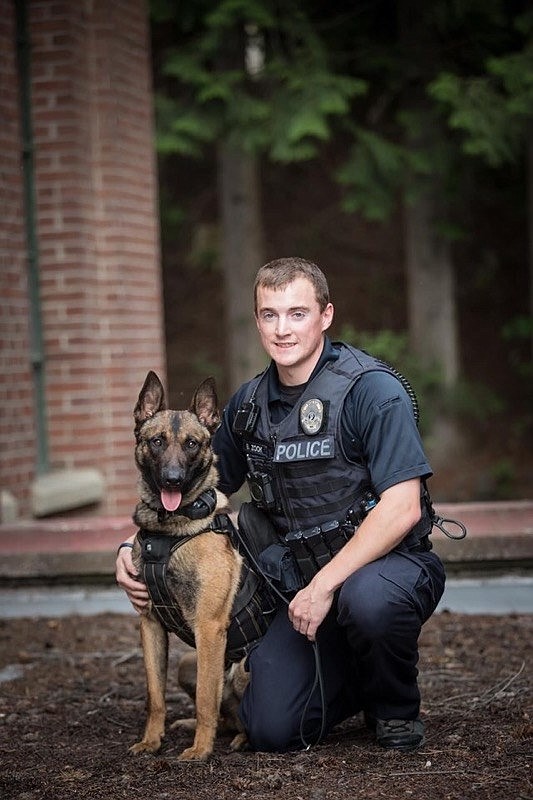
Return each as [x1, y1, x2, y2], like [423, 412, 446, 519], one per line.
[274, 436, 335, 463]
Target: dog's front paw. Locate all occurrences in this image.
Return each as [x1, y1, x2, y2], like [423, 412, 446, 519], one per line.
[177, 745, 211, 762]
[129, 738, 162, 755]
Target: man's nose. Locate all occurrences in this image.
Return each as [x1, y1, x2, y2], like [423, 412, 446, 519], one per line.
[275, 315, 290, 335]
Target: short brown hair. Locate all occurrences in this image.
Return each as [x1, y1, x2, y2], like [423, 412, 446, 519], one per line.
[254, 257, 330, 313]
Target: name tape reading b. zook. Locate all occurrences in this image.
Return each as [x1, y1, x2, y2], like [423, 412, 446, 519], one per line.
[274, 436, 335, 463]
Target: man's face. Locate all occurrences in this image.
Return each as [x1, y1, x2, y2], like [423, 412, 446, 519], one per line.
[255, 276, 334, 385]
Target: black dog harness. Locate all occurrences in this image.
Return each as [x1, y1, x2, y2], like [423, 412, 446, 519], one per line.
[137, 513, 276, 664]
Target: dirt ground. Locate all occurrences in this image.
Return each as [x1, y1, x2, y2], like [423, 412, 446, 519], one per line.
[0, 610, 531, 800]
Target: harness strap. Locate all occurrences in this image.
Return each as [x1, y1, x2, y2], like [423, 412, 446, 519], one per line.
[137, 516, 276, 664]
[138, 529, 200, 648]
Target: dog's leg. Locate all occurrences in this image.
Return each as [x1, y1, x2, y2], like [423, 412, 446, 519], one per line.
[169, 651, 198, 733]
[130, 615, 169, 754]
[174, 649, 250, 751]
[224, 659, 250, 751]
[176, 650, 197, 700]
[177, 623, 226, 761]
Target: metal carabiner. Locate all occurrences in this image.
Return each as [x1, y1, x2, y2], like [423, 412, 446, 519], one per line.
[432, 515, 468, 540]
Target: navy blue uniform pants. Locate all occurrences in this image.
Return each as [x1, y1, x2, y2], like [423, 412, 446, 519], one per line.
[239, 548, 445, 752]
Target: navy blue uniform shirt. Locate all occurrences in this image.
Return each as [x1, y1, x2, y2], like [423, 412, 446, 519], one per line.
[213, 337, 432, 498]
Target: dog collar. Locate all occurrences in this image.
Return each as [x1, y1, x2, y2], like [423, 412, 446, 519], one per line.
[156, 487, 217, 523]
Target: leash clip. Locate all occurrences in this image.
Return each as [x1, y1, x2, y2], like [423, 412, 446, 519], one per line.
[433, 515, 467, 540]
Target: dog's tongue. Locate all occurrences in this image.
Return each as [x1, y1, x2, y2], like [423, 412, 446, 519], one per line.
[161, 489, 182, 512]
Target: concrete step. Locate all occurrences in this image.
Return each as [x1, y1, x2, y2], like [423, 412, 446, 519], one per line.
[0, 501, 531, 583]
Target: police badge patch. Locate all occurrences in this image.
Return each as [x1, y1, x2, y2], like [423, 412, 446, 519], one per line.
[299, 398, 324, 435]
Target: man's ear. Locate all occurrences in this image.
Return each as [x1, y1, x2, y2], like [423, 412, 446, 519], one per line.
[321, 302, 334, 332]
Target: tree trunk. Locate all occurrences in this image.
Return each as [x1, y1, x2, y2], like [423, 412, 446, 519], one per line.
[526, 125, 533, 359]
[403, 180, 464, 470]
[404, 188, 459, 386]
[398, 0, 460, 387]
[217, 141, 267, 392]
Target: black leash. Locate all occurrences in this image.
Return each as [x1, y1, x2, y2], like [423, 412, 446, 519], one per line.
[299, 639, 327, 749]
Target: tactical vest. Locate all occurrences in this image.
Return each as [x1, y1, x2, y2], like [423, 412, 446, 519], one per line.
[237, 344, 416, 534]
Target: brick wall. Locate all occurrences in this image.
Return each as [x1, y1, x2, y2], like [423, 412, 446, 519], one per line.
[0, 0, 165, 518]
[0, 3, 37, 515]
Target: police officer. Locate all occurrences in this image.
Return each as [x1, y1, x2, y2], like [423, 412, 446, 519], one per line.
[116, 257, 446, 753]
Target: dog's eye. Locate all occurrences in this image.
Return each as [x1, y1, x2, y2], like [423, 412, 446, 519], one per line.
[186, 438, 199, 450]
[150, 437, 163, 448]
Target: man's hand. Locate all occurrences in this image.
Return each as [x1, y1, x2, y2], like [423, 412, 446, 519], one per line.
[115, 537, 149, 614]
[288, 577, 334, 641]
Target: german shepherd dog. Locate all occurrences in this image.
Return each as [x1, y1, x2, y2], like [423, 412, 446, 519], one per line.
[129, 371, 249, 761]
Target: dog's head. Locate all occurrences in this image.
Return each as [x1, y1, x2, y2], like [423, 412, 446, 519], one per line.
[134, 371, 221, 513]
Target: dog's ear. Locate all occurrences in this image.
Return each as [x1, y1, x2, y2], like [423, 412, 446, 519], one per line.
[134, 371, 166, 436]
[190, 377, 220, 434]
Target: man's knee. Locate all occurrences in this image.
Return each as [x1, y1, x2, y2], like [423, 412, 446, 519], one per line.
[337, 566, 396, 638]
[239, 693, 301, 752]
[337, 552, 443, 642]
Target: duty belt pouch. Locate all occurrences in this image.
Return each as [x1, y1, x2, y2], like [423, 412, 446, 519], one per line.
[237, 501, 304, 593]
[258, 543, 304, 593]
[284, 519, 354, 585]
[237, 502, 282, 563]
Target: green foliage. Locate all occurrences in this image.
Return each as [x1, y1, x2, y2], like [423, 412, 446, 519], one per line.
[268, 61, 365, 162]
[502, 315, 533, 380]
[502, 314, 533, 341]
[336, 131, 406, 221]
[336, 127, 435, 220]
[152, 1, 532, 221]
[444, 378, 504, 421]
[489, 458, 517, 499]
[155, 96, 221, 157]
[338, 325, 507, 432]
[205, 0, 276, 30]
[428, 13, 533, 167]
[158, 185, 186, 236]
[151, 0, 365, 162]
[339, 326, 409, 367]
[338, 325, 443, 431]
[336, 102, 465, 222]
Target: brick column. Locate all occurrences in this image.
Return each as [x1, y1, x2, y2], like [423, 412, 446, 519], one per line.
[3, 0, 165, 518]
[0, 3, 37, 519]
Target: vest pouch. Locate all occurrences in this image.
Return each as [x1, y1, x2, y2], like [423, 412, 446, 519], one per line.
[258, 543, 304, 593]
[237, 502, 283, 563]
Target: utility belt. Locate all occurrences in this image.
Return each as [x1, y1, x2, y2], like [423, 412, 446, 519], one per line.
[283, 491, 380, 585]
[258, 491, 433, 592]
